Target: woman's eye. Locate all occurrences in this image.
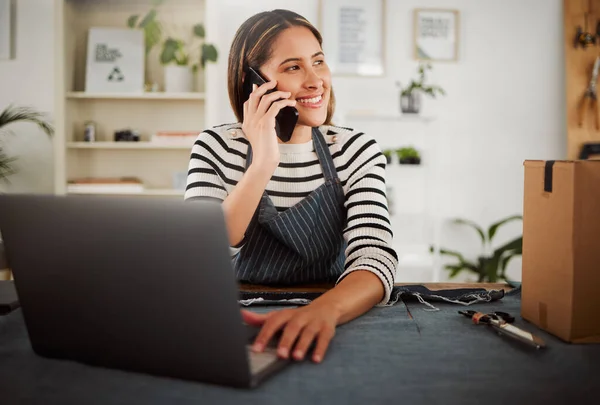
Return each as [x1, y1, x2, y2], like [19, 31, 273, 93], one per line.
[314, 59, 325, 66]
[285, 65, 300, 72]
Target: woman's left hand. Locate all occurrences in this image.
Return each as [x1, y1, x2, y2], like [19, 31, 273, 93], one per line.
[241, 302, 341, 363]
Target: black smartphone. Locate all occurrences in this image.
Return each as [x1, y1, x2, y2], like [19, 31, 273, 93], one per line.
[242, 67, 299, 143]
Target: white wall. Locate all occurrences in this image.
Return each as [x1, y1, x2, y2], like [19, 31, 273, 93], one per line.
[205, 0, 566, 281]
[1, 0, 565, 282]
[0, 0, 55, 193]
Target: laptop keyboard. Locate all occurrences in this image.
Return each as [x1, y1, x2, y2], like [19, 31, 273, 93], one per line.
[247, 345, 279, 375]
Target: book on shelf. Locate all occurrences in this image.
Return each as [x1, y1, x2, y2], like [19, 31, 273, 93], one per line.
[67, 177, 145, 194]
[150, 131, 199, 146]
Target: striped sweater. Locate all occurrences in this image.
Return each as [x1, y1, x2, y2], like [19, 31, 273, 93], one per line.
[184, 123, 398, 304]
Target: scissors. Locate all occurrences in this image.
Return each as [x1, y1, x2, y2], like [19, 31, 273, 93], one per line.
[578, 56, 600, 130]
[458, 310, 546, 350]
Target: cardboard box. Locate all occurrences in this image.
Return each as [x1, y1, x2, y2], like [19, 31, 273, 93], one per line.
[522, 160, 600, 343]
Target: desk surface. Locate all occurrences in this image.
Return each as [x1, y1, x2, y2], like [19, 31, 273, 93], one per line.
[1, 284, 597, 405]
[239, 282, 514, 293]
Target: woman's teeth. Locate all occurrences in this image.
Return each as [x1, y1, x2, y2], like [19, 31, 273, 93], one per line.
[297, 95, 322, 104]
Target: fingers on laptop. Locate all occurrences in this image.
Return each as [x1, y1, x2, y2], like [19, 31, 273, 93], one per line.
[252, 309, 293, 354]
[251, 309, 335, 363]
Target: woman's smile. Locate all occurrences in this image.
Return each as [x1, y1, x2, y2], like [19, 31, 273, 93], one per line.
[296, 93, 325, 109]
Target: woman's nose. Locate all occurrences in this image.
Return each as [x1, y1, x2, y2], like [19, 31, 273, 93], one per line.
[304, 68, 323, 89]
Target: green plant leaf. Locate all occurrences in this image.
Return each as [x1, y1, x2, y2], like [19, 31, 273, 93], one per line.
[499, 249, 519, 275]
[488, 214, 523, 243]
[437, 247, 467, 262]
[493, 236, 522, 257]
[445, 263, 480, 278]
[453, 218, 486, 245]
[445, 264, 468, 278]
[127, 15, 139, 28]
[138, 9, 157, 28]
[0, 105, 54, 181]
[193, 24, 205, 38]
[160, 38, 180, 65]
[0, 148, 16, 182]
[201, 43, 218, 68]
[0, 105, 54, 137]
[143, 19, 162, 55]
[489, 236, 523, 281]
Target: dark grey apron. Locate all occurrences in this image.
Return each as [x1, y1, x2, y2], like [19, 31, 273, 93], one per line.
[233, 127, 347, 285]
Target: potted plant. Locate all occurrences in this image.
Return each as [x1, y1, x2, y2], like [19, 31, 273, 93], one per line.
[396, 146, 421, 164]
[0, 105, 54, 276]
[160, 23, 218, 92]
[431, 215, 523, 282]
[396, 63, 445, 114]
[127, 0, 163, 55]
[382, 149, 393, 164]
[127, 0, 165, 88]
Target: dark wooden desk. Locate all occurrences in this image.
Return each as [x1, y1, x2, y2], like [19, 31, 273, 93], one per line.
[239, 282, 513, 293]
[2, 282, 597, 405]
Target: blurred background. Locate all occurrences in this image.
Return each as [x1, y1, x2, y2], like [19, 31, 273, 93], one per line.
[1, 0, 591, 285]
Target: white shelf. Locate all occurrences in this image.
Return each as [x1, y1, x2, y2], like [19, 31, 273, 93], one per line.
[67, 188, 185, 197]
[346, 111, 436, 123]
[66, 92, 206, 101]
[67, 142, 193, 150]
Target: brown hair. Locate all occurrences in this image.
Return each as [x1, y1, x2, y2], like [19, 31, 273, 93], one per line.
[227, 9, 335, 125]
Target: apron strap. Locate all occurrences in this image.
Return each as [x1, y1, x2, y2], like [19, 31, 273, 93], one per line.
[311, 127, 337, 182]
[245, 144, 253, 170]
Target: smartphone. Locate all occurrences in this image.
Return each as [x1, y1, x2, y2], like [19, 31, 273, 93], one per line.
[242, 67, 299, 143]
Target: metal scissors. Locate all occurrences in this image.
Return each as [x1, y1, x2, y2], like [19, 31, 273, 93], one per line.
[458, 310, 546, 349]
[578, 56, 600, 130]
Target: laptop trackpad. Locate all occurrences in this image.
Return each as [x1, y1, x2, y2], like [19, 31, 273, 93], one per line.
[246, 345, 280, 375]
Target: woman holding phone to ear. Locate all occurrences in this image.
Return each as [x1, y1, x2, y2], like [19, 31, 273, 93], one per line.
[185, 9, 397, 364]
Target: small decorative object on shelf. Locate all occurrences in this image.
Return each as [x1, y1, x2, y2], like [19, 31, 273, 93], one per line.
[114, 129, 140, 142]
[396, 63, 445, 114]
[67, 177, 145, 194]
[151, 131, 198, 146]
[83, 120, 96, 142]
[396, 146, 421, 165]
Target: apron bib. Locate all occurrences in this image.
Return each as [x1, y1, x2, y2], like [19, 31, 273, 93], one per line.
[234, 128, 347, 285]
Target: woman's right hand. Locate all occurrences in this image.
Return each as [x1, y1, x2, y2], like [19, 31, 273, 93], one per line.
[242, 80, 297, 173]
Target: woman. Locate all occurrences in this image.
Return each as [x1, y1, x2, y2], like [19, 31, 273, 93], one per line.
[185, 9, 397, 363]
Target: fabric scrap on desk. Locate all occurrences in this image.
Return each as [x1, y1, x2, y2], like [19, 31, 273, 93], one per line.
[238, 285, 506, 308]
[239, 297, 313, 307]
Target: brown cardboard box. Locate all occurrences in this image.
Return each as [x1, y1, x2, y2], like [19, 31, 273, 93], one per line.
[522, 160, 600, 343]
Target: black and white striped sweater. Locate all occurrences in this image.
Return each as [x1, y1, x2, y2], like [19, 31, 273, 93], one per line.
[184, 123, 397, 304]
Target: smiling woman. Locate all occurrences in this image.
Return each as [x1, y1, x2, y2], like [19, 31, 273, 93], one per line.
[184, 9, 397, 364]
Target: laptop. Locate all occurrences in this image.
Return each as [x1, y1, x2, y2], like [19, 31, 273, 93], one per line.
[0, 194, 288, 388]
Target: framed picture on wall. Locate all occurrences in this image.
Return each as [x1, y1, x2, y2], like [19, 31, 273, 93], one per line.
[318, 0, 385, 76]
[413, 9, 459, 62]
[85, 27, 145, 93]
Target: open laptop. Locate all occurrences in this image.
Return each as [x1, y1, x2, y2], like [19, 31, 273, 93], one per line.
[0, 194, 288, 388]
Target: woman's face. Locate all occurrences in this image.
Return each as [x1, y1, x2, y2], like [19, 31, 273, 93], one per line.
[259, 26, 332, 128]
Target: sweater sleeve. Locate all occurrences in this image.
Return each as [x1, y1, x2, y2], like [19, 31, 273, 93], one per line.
[336, 133, 398, 305]
[184, 130, 242, 256]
